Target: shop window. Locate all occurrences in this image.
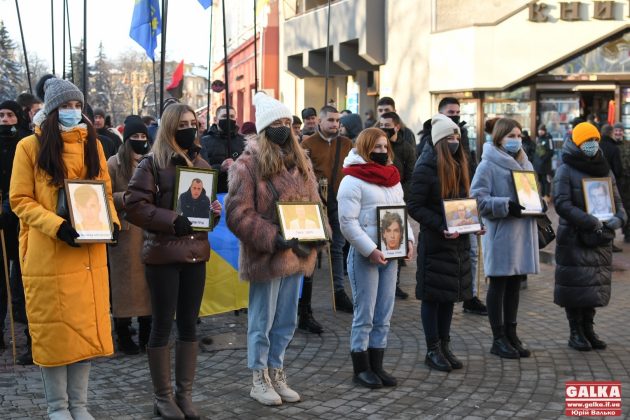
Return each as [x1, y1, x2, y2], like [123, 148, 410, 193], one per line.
[483, 101, 531, 131]
[622, 88, 630, 141]
[484, 86, 531, 101]
[549, 31, 630, 75]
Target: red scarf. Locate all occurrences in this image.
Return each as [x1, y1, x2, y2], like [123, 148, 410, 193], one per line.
[343, 163, 400, 187]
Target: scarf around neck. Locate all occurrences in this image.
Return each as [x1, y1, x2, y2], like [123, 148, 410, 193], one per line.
[562, 148, 610, 177]
[343, 163, 401, 187]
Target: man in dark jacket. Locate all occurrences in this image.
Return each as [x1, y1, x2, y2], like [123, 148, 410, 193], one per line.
[533, 125, 554, 200]
[0, 100, 32, 363]
[599, 124, 624, 252]
[615, 122, 630, 243]
[415, 97, 485, 314]
[375, 97, 416, 148]
[200, 105, 246, 194]
[93, 108, 123, 151]
[380, 112, 416, 299]
[417, 98, 477, 175]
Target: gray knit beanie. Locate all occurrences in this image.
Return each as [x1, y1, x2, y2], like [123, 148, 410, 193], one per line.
[43, 78, 84, 115]
[613, 122, 624, 130]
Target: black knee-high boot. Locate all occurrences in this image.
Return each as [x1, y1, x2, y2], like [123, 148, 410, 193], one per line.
[298, 277, 323, 334]
[565, 307, 591, 351]
[582, 307, 606, 350]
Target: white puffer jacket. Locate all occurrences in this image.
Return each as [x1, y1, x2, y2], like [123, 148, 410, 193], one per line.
[337, 149, 414, 257]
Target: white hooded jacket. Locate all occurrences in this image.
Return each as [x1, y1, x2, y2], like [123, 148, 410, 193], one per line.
[337, 149, 414, 257]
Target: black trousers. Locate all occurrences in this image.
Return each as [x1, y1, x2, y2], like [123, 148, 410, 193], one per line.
[421, 301, 454, 341]
[486, 275, 525, 328]
[145, 262, 206, 347]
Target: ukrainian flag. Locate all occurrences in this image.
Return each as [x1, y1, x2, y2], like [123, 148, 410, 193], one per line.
[199, 193, 248, 316]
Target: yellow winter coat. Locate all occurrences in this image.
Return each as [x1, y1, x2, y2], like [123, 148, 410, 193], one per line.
[9, 126, 119, 367]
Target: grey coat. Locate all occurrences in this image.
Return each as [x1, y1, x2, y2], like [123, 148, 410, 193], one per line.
[471, 143, 539, 277]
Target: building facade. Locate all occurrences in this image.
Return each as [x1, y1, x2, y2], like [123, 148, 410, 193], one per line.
[280, 0, 630, 156]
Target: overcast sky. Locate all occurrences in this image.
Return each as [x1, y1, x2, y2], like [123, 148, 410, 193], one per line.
[1, 0, 217, 71]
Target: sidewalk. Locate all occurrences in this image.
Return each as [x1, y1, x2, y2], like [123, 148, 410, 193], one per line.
[1, 223, 629, 419]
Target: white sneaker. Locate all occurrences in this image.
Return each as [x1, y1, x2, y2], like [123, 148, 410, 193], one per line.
[250, 369, 282, 406]
[270, 368, 301, 403]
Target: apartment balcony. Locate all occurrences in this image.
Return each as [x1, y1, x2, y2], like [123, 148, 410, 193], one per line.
[284, 0, 385, 78]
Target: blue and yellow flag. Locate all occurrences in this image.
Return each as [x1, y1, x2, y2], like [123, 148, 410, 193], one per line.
[199, 193, 249, 316]
[129, 0, 161, 60]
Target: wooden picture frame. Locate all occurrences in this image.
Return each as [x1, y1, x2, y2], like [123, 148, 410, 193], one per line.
[173, 166, 218, 231]
[277, 202, 328, 242]
[511, 170, 544, 215]
[64, 180, 114, 243]
[376, 205, 408, 260]
[582, 177, 615, 221]
[443, 198, 483, 234]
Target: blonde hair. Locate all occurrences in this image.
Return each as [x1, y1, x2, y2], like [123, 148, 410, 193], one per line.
[355, 127, 393, 164]
[257, 128, 311, 181]
[152, 104, 198, 169]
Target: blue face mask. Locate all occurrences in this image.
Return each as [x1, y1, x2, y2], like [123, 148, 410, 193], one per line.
[503, 138, 522, 154]
[580, 140, 599, 157]
[58, 109, 82, 127]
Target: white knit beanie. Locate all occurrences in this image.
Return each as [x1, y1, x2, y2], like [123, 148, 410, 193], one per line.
[431, 113, 460, 145]
[254, 92, 292, 133]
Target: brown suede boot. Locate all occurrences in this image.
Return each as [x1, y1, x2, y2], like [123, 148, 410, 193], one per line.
[147, 346, 185, 420]
[175, 341, 200, 419]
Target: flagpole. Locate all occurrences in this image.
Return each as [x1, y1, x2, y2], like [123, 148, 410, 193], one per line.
[152, 59, 158, 117]
[62, 0, 66, 79]
[66, 0, 74, 83]
[159, 0, 169, 118]
[51, 0, 56, 75]
[253, 0, 258, 92]
[82, 0, 87, 97]
[14, 0, 32, 93]
[324, 0, 331, 106]
[206, 4, 214, 130]
[222, 0, 230, 144]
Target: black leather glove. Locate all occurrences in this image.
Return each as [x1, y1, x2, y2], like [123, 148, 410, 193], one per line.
[275, 235, 298, 251]
[110, 224, 120, 246]
[604, 217, 623, 231]
[173, 215, 194, 236]
[508, 201, 525, 218]
[307, 239, 329, 248]
[57, 221, 80, 247]
[291, 241, 311, 258]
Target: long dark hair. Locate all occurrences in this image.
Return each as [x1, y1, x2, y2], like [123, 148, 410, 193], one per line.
[117, 137, 151, 180]
[37, 109, 101, 186]
[435, 138, 470, 199]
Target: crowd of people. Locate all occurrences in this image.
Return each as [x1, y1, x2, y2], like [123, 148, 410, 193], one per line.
[0, 74, 628, 418]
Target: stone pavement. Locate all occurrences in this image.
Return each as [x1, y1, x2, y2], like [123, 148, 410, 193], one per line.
[1, 216, 630, 419]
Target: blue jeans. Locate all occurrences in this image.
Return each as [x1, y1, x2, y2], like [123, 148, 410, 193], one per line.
[470, 235, 478, 297]
[327, 204, 347, 291]
[347, 246, 397, 352]
[247, 273, 301, 370]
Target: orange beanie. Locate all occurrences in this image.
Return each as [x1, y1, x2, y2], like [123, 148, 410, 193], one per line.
[572, 122, 601, 146]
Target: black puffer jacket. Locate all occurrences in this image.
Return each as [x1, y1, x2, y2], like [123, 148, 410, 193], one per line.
[599, 135, 623, 180]
[200, 125, 246, 193]
[553, 141, 627, 308]
[408, 145, 473, 303]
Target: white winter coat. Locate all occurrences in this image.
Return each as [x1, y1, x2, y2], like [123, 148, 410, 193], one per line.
[337, 149, 415, 257]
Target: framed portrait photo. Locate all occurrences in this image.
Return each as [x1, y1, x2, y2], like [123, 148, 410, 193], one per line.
[443, 198, 483, 234]
[511, 170, 544, 215]
[277, 202, 328, 242]
[376, 206, 408, 260]
[174, 167, 218, 231]
[64, 180, 114, 243]
[582, 177, 615, 221]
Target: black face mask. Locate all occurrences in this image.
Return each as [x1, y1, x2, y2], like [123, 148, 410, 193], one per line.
[381, 127, 396, 140]
[448, 115, 461, 125]
[370, 152, 388, 166]
[447, 142, 460, 155]
[175, 128, 197, 150]
[266, 126, 292, 146]
[0, 124, 18, 138]
[218, 118, 238, 134]
[129, 139, 149, 155]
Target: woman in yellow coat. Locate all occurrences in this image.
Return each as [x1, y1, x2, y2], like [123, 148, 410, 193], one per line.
[9, 77, 119, 420]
